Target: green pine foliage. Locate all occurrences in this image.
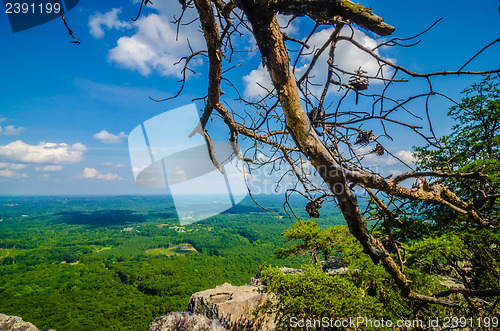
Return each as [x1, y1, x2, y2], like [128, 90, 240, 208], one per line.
[260, 224, 449, 330]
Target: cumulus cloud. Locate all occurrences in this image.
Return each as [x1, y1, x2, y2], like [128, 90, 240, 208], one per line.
[82, 168, 123, 181]
[0, 162, 28, 179]
[108, 13, 204, 77]
[93, 130, 128, 144]
[395, 150, 416, 164]
[0, 169, 27, 178]
[242, 65, 274, 100]
[0, 125, 25, 136]
[296, 27, 390, 85]
[352, 146, 418, 168]
[88, 8, 132, 39]
[71, 142, 88, 151]
[277, 14, 299, 36]
[35, 165, 64, 172]
[243, 27, 392, 100]
[102, 162, 124, 168]
[0, 141, 87, 164]
[0, 117, 7, 123]
[0, 162, 28, 170]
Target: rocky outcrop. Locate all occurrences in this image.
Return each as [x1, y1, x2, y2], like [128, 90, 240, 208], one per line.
[188, 283, 276, 331]
[0, 314, 39, 331]
[149, 268, 309, 331]
[148, 282, 276, 331]
[148, 312, 226, 331]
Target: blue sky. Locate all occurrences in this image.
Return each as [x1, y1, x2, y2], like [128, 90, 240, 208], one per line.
[0, 0, 498, 195]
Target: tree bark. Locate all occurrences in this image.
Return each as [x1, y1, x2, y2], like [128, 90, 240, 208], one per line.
[237, 0, 456, 307]
[268, 0, 395, 36]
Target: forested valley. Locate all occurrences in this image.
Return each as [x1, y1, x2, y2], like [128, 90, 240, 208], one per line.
[0, 195, 344, 330]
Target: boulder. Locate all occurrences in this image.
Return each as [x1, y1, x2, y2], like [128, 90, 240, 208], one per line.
[0, 314, 39, 331]
[188, 283, 275, 331]
[149, 268, 306, 330]
[148, 311, 226, 331]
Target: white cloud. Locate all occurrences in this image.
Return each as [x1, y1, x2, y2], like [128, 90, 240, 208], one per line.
[93, 130, 128, 144]
[0, 169, 27, 178]
[82, 168, 123, 181]
[277, 14, 299, 36]
[35, 165, 64, 172]
[295, 27, 391, 93]
[88, 8, 132, 39]
[353, 146, 414, 167]
[0, 117, 7, 123]
[0, 162, 27, 170]
[242, 65, 274, 100]
[383, 158, 398, 166]
[0, 125, 25, 136]
[0, 169, 16, 178]
[102, 162, 124, 168]
[353, 145, 381, 161]
[396, 150, 416, 164]
[71, 142, 88, 151]
[108, 13, 204, 77]
[0, 140, 86, 164]
[243, 27, 393, 100]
